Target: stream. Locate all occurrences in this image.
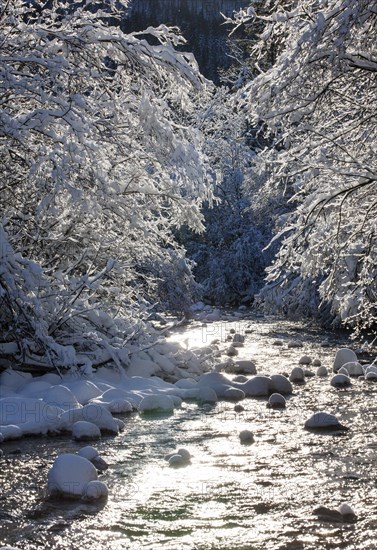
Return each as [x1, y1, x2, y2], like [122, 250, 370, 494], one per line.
[1, 313, 377, 549]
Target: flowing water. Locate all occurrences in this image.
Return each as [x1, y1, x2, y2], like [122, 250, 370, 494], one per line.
[1, 314, 377, 550]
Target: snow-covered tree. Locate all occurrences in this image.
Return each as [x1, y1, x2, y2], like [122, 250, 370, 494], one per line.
[0, 0, 212, 369]
[235, 0, 376, 335]
[180, 88, 276, 305]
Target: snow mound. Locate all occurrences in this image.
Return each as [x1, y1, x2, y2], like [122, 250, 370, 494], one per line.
[233, 360, 257, 374]
[59, 403, 118, 434]
[19, 380, 52, 397]
[0, 397, 63, 435]
[78, 445, 108, 471]
[62, 380, 102, 405]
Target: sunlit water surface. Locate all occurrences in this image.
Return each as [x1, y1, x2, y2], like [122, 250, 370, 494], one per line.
[1, 314, 377, 549]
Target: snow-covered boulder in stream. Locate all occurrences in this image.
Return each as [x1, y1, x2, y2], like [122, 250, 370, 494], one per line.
[197, 372, 238, 398]
[333, 348, 358, 373]
[72, 421, 101, 441]
[235, 376, 272, 397]
[339, 362, 364, 377]
[305, 411, 347, 430]
[138, 394, 176, 414]
[289, 367, 305, 384]
[165, 448, 191, 467]
[331, 374, 351, 388]
[58, 403, 118, 434]
[270, 375, 293, 395]
[268, 393, 286, 409]
[78, 446, 108, 471]
[48, 453, 108, 500]
[61, 380, 102, 405]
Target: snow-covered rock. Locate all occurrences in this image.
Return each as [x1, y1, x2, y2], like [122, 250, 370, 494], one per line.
[305, 411, 345, 430]
[78, 446, 108, 471]
[289, 367, 305, 383]
[331, 374, 351, 388]
[339, 362, 364, 377]
[48, 453, 99, 499]
[234, 375, 270, 397]
[62, 380, 102, 405]
[0, 369, 32, 390]
[19, 380, 52, 397]
[43, 385, 81, 411]
[0, 424, 23, 440]
[270, 374, 293, 395]
[175, 378, 197, 389]
[268, 393, 286, 409]
[196, 387, 218, 403]
[365, 366, 377, 381]
[82, 480, 108, 501]
[166, 448, 191, 467]
[333, 348, 358, 373]
[317, 366, 328, 377]
[233, 360, 257, 375]
[0, 397, 63, 435]
[72, 421, 101, 441]
[138, 394, 175, 414]
[223, 387, 245, 401]
[59, 403, 118, 434]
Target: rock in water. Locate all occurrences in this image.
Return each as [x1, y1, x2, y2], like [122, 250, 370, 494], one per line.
[313, 503, 357, 523]
[304, 411, 347, 431]
[239, 430, 254, 444]
[313, 506, 344, 523]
